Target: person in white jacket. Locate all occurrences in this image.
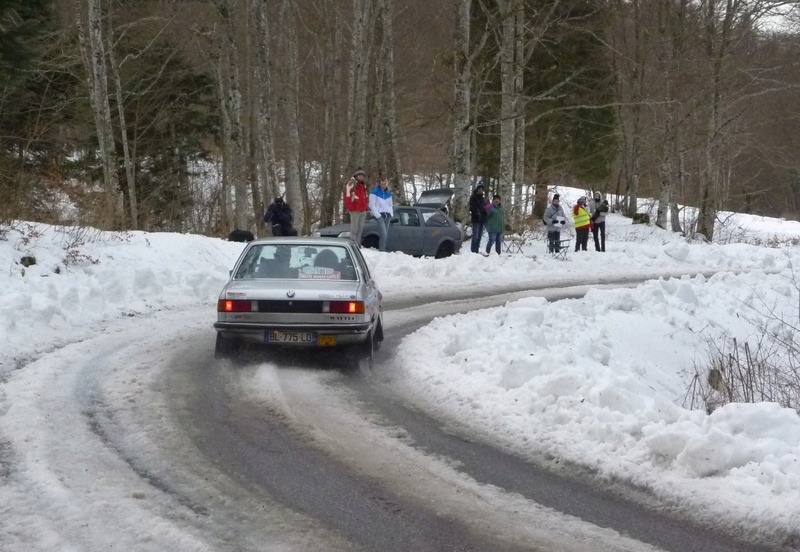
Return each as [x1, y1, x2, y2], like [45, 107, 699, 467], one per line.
[369, 179, 394, 251]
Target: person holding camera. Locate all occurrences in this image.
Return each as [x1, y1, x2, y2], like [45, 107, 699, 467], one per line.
[263, 197, 297, 236]
[590, 192, 610, 252]
[543, 193, 567, 253]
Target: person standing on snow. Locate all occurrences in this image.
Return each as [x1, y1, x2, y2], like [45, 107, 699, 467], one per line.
[484, 194, 505, 255]
[369, 177, 394, 251]
[573, 196, 591, 252]
[343, 168, 369, 247]
[589, 192, 610, 252]
[468, 182, 488, 253]
[543, 193, 567, 254]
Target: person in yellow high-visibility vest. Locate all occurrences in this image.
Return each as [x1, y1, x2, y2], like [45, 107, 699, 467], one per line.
[572, 196, 591, 252]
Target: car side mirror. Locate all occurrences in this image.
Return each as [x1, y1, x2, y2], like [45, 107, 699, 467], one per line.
[390, 217, 399, 224]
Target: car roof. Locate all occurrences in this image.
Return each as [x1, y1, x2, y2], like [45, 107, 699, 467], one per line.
[246, 236, 356, 248]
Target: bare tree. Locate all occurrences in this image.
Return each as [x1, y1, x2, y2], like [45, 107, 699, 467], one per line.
[319, 0, 345, 226]
[654, 0, 691, 233]
[377, 0, 405, 202]
[346, 0, 373, 171]
[497, 0, 517, 208]
[212, 0, 248, 232]
[512, 0, 525, 226]
[251, 0, 280, 218]
[75, 0, 123, 228]
[609, 0, 652, 218]
[278, 0, 307, 232]
[452, 0, 474, 220]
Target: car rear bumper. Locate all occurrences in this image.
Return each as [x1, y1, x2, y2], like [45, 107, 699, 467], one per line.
[214, 321, 372, 345]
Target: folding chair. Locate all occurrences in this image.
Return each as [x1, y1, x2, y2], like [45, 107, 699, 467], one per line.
[548, 238, 570, 261]
[503, 236, 524, 255]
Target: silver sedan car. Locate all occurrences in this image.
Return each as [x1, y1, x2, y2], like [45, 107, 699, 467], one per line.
[214, 237, 384, 360]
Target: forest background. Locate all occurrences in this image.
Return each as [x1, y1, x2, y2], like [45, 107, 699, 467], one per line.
[1, 0, 799, 242]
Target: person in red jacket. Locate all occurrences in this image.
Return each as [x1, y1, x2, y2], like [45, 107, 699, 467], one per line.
[572, 196, 592, 252]
[343, 167, 369, 247]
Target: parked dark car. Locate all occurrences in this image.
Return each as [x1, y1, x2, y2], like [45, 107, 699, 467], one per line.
[314, 189, 463, 258]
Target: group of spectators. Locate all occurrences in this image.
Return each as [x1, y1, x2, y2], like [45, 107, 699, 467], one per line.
[240, 171, 610, 260]
[258, 167, 395, 251]
[469, 182, 610, 256]
[542, 192, 609, 254]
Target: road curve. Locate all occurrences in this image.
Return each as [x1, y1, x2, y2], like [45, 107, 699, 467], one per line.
[166, 281, 793, 552]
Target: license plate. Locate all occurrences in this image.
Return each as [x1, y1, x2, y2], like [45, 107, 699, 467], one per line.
[318, 336, 336, 346]
[266, 331, 314, 343]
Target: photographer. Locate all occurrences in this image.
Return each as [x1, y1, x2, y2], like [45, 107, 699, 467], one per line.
[590, 192, 610, 252]
[543, 194, 567, 253]
[263, 197, 297, 237]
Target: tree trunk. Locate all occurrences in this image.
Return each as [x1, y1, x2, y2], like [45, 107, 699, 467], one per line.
[347, 0, 371, 172]
[216, 59, 232, 234]
[79, 0, 122, 229]
[214, 0, 248, 232]
[251, 0, 281, 214]
[498, 0, 516, 208]
[452, 0, 473, 222]
[279, 0, 306, 232]
[320, 0, 344, 226]
[375, 0, 405, 203]
[105, 12, 138, 230]
[512, 0, 525, 227]
[610, 0, 648, 219]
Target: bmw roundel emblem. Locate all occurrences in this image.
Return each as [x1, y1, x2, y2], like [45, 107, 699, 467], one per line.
[286, 290, 296, 298]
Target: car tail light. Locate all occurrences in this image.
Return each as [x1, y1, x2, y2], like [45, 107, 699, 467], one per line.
[218, 299, 255, 312]
[326, 301, 365, 314]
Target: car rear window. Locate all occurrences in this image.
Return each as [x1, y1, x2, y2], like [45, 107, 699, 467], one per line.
[423, 211, 451, 227]
[234, 244, 358, 281]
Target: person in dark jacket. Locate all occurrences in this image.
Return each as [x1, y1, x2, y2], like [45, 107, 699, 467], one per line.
[468, 182, 488, 253]
[263, 197, 297, 236]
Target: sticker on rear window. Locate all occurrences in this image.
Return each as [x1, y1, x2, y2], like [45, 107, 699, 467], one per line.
[299, 267, 341, 280]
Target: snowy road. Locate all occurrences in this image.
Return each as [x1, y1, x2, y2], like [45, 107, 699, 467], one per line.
[0, 284, 789, 551]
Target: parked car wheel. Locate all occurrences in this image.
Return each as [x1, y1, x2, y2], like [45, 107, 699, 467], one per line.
[362, 235, 379, 249]
[435, 241, 454, 259]
[215, 333, 242, 360]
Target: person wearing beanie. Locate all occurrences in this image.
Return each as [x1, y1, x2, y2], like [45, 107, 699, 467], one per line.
[572, 196, 591, 252]
[589, 192, 610, 252]
[468, 182, 488, 253]
[343, 167, 369, 247]
[543, 194, 567, 253]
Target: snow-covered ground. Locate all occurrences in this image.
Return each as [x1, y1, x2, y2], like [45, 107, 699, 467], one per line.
[2, 196, 800, 547]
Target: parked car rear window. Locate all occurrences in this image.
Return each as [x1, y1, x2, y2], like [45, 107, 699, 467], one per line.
[234, 244, 358, 281]
[423, 211, 451, 227]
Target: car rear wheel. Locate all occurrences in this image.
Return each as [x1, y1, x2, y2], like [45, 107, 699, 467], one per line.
[215, 333, 242, 361]
[435, 241, 454, 259]
[357, 318, 382, 369]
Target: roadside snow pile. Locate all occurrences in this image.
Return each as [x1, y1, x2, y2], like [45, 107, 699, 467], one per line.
[0, 223, 243, 371]
[394, 268, 800, 536]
